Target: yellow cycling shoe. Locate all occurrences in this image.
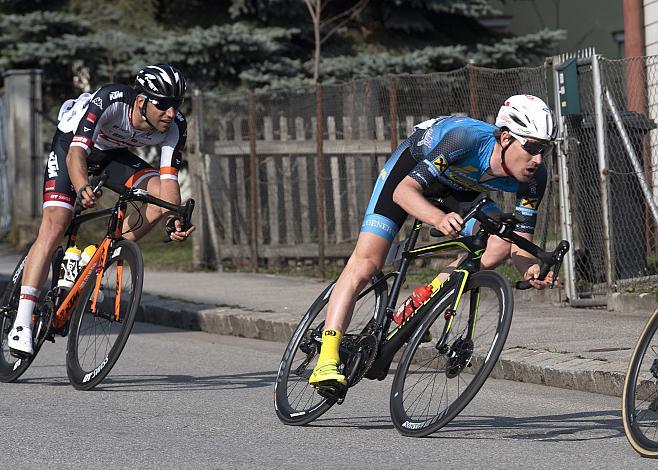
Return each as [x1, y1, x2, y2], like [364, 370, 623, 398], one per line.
[309, 361, 347, 387]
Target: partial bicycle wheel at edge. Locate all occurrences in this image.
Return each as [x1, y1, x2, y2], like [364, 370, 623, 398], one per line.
[622, 308, 658, 458]
[390, 270, 513, 437]
[66, 239, 143, 390]
[274, 274, 387, 425]
[0, 252, 35, 382]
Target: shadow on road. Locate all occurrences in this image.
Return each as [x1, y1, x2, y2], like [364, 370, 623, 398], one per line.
[94, 370, 277, 392]
[310, 410, 624, 441]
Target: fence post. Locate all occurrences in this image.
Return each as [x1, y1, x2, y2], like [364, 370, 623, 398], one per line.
[551, 55, 577, 302]
[467, 63, 479, 118]
[248, 90, 259, 272]
[591, 54, 614, 290]
[315, 83, 326, 278]
[389, 74, 398, 152]
[3, 69, 42, 247]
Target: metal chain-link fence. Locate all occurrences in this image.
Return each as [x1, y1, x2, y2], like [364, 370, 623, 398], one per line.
[191, 64, 560, 275]
[555, 52, 658, 302]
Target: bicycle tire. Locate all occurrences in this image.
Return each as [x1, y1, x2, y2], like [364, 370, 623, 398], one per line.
[390, 270, 513, 437]
[274, 274, 387, 425]
[622, 307, 658, 458]
[66, 239, 143, 390]
[0, 245, 57, 383]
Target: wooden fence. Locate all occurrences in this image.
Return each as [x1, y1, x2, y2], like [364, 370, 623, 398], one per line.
[192, 112, 443, 268]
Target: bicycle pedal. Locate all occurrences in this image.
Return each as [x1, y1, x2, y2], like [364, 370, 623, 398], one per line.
[45, 332, 56, 343]
[315, 381, 348, 404]
[9, 348, 32, 360]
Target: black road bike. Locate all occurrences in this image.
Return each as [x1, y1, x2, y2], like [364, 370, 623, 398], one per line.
[274, 196, 569, 436]
[0, 173, 194, 390]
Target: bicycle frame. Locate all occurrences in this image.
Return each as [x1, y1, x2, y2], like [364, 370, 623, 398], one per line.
[50, 185, 194, 331]
[357, 219, 491, 381]
[51, 196, 130, 329]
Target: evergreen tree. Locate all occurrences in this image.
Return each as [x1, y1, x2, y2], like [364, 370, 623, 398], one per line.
[0, 0, 566, 92]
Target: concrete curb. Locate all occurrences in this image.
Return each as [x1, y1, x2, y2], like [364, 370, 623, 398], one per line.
[0, 275, 631, 398]
[137, 292, 628, 398]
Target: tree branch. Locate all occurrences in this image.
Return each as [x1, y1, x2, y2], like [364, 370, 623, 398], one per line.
[320, 0, 368, 45]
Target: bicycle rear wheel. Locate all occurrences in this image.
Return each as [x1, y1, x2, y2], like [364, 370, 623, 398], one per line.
[66, 239, 143, 390]
[622, 308, 658, 458]
[390, 270, 513, 437]
[274, 274, 387, 425]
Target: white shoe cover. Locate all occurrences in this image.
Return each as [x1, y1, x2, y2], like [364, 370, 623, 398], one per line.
[8, 325, 33, 357]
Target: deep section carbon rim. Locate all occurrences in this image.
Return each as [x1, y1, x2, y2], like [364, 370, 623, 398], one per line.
[274, 275, 386, 425]
[623, 309, 658, 457]
[390, 270, 513, 436]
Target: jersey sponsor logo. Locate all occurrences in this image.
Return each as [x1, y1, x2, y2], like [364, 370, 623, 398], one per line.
[433, 155, 448, 173]
[109, 91, 123, 101]
[86, 112, 97, 124]
[44, 180, 56, 192]
[520, 197, 539, 209]
[92, 96, 103, 109]
[83, 126, 91, 132]
[72, 135, 92, 145]
[176, 112, 184, 122]
[417, 127, 434, 148]
[47, 151, 59, 178]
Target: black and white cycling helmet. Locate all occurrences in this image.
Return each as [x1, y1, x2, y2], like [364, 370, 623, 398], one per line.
[495, 95, 556, 141]
[135, 64, 186, 100]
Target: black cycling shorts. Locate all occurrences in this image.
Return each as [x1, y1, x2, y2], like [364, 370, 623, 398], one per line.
[43, 130, 159, 211]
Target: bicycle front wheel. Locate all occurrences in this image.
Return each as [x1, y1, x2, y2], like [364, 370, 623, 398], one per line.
[390, 270, 513, 437]
[274, 274, 387, 425]
[622, 308, 658, 458]
[66, 239, 143, 390]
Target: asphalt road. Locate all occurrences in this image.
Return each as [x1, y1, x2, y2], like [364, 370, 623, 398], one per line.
[0, 322, 652, 469]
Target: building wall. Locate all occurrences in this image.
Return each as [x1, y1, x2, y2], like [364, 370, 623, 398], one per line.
[646, 0, 658, 55]
[494, 0, 624, 59]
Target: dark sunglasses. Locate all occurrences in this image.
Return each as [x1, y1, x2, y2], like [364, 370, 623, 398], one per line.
[150, 97, 184, 111]
[510, 132, 553, 156]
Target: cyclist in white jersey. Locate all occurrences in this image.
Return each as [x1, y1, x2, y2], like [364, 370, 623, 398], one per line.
[8, 64, 194, 357]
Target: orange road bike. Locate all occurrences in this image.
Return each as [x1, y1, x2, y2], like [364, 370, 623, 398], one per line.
[0, 174, 194, 390]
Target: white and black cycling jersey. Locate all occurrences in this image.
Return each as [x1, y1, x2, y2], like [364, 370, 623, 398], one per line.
[56, 84, 187, 181]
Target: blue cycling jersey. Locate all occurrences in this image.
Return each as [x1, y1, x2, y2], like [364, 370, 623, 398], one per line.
[360, 116, 547, 241]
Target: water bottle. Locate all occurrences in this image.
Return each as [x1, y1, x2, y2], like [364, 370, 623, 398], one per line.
[57, 246, 82, 290]
[392, 275, 445, 326]
[393, 284, 433, 325]
[79, 245, 97, 269]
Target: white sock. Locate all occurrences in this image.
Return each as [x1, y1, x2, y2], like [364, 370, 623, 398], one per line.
[13, 286, 40, 329]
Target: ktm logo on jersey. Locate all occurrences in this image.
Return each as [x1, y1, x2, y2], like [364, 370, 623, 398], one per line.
[521, 197, 538, 209]
[433, 155, 448, 173]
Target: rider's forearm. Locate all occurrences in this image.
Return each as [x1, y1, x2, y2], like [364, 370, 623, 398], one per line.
[65, 147, 89, 193]
[160, 178, 182, 218]
[510, 233, 539, 275]
[392, 176, 445, 226]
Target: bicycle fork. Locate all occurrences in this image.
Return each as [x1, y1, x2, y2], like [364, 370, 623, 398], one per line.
[434, 269, 479, 378]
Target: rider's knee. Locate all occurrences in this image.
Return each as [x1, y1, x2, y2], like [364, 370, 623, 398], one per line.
[344, 254, 382, 284]
[37, 214, 69, 244]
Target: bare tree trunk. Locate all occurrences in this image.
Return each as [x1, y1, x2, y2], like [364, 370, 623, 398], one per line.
[304, 0, 322, 84]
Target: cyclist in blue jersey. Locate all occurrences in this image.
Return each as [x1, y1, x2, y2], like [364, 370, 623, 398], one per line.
[7, 64, 195, 357]
[309, 94, 558, 387]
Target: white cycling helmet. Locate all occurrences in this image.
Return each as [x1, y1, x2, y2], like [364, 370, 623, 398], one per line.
[495, 94, 556, 141]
